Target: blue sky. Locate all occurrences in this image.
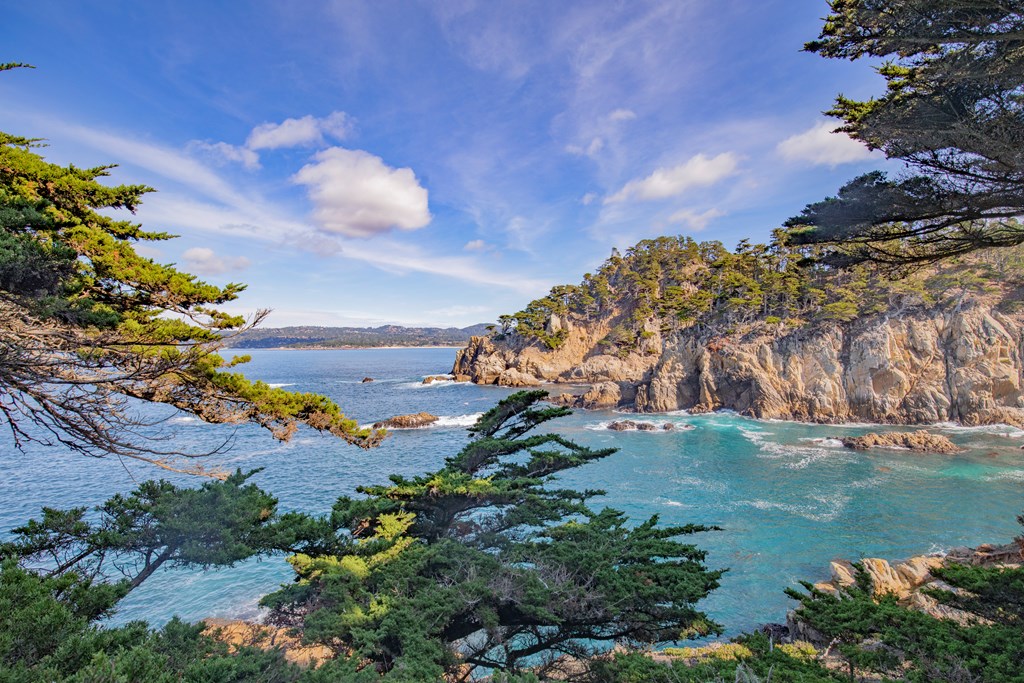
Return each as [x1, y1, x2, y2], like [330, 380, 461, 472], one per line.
[3, 1, 889, 327]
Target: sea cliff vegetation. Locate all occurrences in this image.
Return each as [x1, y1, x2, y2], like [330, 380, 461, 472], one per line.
[2, 0, 1024, 681]
[497, 231, 1024, 355]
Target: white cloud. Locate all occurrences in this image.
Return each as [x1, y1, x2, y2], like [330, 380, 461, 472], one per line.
[667, 207, 724, 231]
[292, 147, 431, 238]
[424, 304, 490, 319]
[188, 141, 261, 170]
[777, 121, 875, 167]
[605, 152, 739, 203]
[463, 239, 489, 251]
[246, 111, 353, 150]
[580, 192, 597, 205]
[609, 108, 636, 122]
[565, 136, 605, 158]
[181, 247, 251, 275]
[44, 120, 541, 292]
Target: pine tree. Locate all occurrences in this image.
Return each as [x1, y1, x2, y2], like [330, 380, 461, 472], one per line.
[0, 65, 381, 474]
[786, 1, 1024, 266]
[261, 391, 722, 680]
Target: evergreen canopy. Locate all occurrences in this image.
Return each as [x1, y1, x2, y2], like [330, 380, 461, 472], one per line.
[0, 65, 382, 473]
[787, 0, 1024, 266]
[261, 391, 722, 680]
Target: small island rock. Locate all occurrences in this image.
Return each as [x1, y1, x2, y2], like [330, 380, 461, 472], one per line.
[608, 420, 658, 431]
[361, 377, 374, 383]
[840, 430, 962, 453]
[422, 375, 452, 384]
[373, 412, 439, 429]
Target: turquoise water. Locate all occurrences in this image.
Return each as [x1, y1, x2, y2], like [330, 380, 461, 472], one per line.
[2, 348, 1022, 637]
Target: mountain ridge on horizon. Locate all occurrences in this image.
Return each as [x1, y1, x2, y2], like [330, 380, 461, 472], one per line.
[224, 323, 493, 349]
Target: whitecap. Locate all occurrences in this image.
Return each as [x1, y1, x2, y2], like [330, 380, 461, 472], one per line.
[433, 413, 484, 428]
[931, 422, 1024, 439]
[981, 469, 1024, 482]
[733, 493, 847, 523]
[587, 419, 694, 432]
[404, 379, 457, 389]
[267, 383, 294, 388]
[169, 416, 199, 425]
[363, 413, 484, 431]
[798, 437, 845, 448]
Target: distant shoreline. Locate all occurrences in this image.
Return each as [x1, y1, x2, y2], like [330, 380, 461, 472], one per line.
[224, 345, 467, 351]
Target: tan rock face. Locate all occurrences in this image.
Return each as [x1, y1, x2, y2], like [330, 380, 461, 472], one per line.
[454, 303, 1024, 426]
[372, 412, 439, 429]
[792, 542, 1021, 638]
[840, 431, 963, 454]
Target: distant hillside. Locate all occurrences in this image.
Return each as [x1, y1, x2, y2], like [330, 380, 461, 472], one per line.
[223, 324, 493, 349]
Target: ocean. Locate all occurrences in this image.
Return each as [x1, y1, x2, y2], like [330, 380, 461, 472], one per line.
[2, 347, 1022, 637]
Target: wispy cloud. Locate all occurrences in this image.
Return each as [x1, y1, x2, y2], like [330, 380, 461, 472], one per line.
[777, 121, 876, 167]
[247, 111, 353, 150]
[187, 140, 261, 170]
[605, 152, 739, 204]
[667, 207, 724, 232]
[46, 121, 543, 291]
[181, 247, 251, 275]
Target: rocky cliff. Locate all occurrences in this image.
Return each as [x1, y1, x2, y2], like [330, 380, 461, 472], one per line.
[453, 301, 1024, 426]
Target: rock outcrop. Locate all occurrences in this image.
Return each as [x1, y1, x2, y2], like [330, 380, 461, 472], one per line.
[840, 430, 963, 453]
[454, 302, 1024, 426]
[607, 420, 676, 432]
[372, 412, 438, 429]
[790, 541, 1023, 640]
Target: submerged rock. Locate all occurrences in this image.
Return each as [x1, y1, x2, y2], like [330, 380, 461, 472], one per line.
[840, 430, 963, 454]
[372, 412, 439, 429]
[607, 420, 658, 431]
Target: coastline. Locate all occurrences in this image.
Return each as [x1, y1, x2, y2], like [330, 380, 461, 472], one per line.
[224, 344, 467, 351]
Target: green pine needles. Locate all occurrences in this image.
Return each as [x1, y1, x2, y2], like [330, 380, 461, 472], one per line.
[260, 391, 722, 680]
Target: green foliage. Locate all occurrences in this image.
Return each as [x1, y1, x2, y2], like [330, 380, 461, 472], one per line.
[0, 114, 381, 469]
[787, 559, 1024, 682]
[494, 232, 1024, 349]
[789, 1, 1024, 265]
[586, 633, 841, 682]
[262, 391, 722, 679]
[0, 471, 296, 594]
[0, 560, 303, 682]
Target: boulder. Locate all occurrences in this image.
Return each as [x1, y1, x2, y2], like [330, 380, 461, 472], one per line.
[840, 430, 963, 454]
[453, 374, 472, 383]
[861, 558, 911, 599]
[608, 420, 658, 431]
[579, 381, 622, 409]
[422, 375, 451, 384]
[497, 368, 541, 387]
[372, 412, 439, 429]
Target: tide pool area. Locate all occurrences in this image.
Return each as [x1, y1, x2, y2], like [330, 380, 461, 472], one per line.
[2, 347, 1022, 637]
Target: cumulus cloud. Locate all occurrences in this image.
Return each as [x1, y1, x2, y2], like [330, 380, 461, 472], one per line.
[292, 147, 431, 238]
[605, 152, 739, 203]
[246, 111, 353, 150]
[188, 141, 261, 170]
[181, 247, 251, 275]
[667, 207, 724, 231]
[777, 121, 875, 166]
